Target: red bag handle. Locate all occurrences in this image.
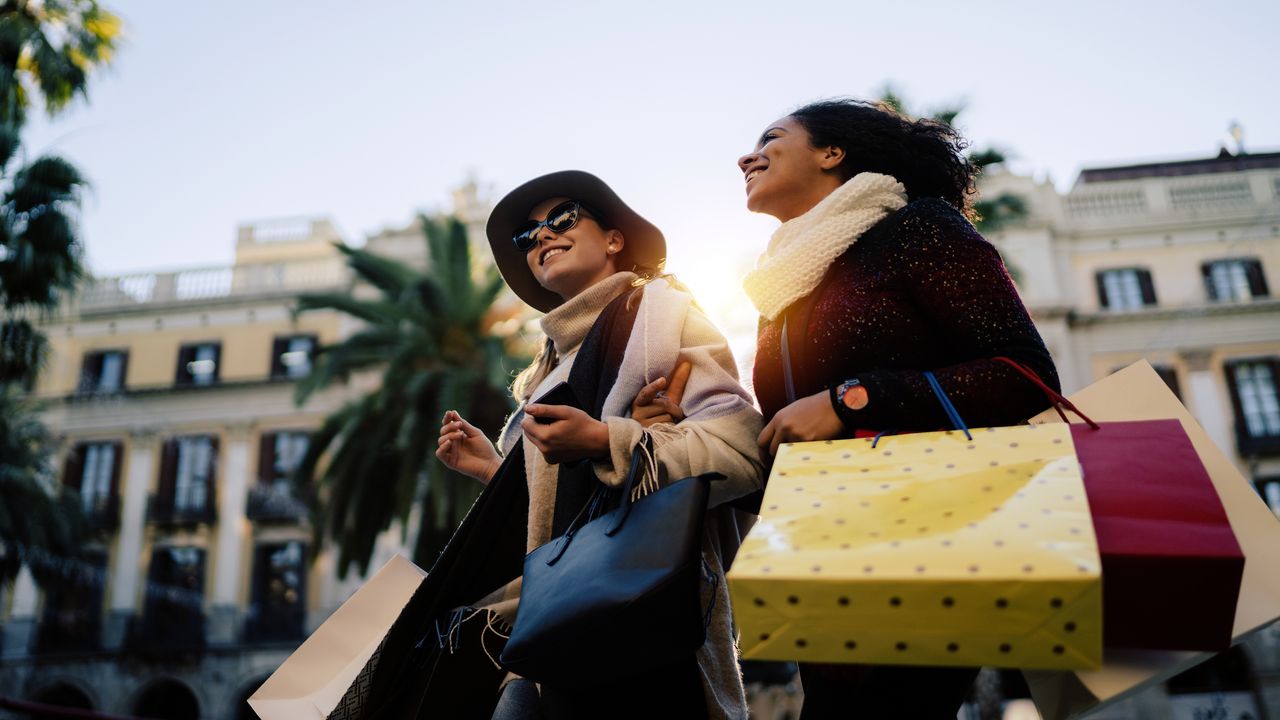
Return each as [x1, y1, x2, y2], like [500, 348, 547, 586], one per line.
[992, 356, 1100, 430]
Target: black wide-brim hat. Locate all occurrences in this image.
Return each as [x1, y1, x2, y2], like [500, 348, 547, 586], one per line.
[486, 170, 666, 313]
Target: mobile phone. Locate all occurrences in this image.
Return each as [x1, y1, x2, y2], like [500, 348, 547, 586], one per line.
[530, 382, 581, 424]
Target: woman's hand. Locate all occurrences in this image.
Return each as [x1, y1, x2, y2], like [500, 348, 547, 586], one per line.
[758, 389, 844, 456]
[631, 361, 692, 427]
[520, 404, 611, 465]
[437, 410, 502, 483]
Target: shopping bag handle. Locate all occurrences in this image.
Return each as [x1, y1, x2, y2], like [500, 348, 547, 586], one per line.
[992, 356, 1100, 430]
[871, 372, 973, 446]
[545, 433, 656, 565]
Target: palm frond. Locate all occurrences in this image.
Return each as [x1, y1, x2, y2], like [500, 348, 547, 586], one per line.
[294, 292, 399, 325]
[334, 243, 416, 299]
[7, 155, 85, 212]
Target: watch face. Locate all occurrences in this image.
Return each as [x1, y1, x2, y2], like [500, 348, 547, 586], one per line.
[841, 382, 868, 411]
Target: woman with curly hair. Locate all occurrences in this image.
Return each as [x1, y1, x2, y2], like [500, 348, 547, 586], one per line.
[733, 99, 1061, 717]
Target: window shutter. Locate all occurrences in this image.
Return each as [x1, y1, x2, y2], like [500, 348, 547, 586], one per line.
[211, 344, 222, 382]
[1138, 269, 1157, 306]
[270, 338, 288, 378]
[207, 435, 220, 508]
[1201, 262, 1217, 301]
[109, 441, 124, 499]
[78, 353, 99, 393]
[258, 432, 276, 485]
[1224, 360, 1246, 427]
[117, 352, 130, 392]
[158, 439, 179, 505]
[175, 346, 192, 385]
[63, 444, 85, 491]
[1247, 259, 1269, 298]
[1095, 271, 1110, 309]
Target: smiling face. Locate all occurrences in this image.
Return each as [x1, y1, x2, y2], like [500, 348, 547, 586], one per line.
[738, 115, 846, 222]
[523, 196, 624, 301]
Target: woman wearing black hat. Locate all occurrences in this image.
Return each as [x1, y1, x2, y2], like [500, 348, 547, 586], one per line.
[436, 171, 764, 719]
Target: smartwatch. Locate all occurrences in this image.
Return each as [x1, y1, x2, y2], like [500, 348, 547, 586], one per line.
[830, 378, 868, 423]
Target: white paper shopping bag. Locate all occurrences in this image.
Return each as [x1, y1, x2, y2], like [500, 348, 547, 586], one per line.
[248, 554, 426, 720]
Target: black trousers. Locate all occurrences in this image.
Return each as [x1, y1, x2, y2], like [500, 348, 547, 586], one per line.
[538, 654, 707, 719]
[798, 663, 978, 719]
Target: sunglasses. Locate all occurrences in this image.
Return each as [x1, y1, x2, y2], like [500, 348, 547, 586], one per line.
[512, 200, 597, 252]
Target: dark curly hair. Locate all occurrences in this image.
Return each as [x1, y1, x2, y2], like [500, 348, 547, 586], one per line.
[789, 98, 977, 217]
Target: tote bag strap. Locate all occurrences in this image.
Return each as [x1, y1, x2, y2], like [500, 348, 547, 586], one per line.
[780, 317, 798, 405]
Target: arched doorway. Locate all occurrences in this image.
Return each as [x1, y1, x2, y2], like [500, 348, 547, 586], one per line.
[133, 679, 200, 720]
[30, 681, 94, 710]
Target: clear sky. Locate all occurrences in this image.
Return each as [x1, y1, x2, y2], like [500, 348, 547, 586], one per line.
[19, 0, 1279, 340]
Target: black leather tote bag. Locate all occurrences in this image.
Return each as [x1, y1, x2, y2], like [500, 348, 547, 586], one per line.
[500, 436, 716, 688]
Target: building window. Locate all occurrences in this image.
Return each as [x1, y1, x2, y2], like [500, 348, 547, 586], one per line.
[247, 431, 311, 522]
[1153, 365, 1181, 400]
[79, 350, 127, 393]
[153, 436, 218, 523]
[36, 551, 107, 654]
[1096, 268, 1156, 310]
[140, 547, 206, 649]
[246, 541, 306, 642]
[1256, 477, 1280, 516]
[259, 431, 310, 485]
[270, 335, 316, 379]
[1203, 258, 1268, 302]
[175, 342, 220, 386]
[63, 441, 122, 529]
[1226, 358, 1280, 455]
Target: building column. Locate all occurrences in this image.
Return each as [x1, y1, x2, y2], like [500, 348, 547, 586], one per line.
[1181, 350, 1236, 460]
[1, 565, 40, 659]
[208, 423, 252, 645]
[104, 429, 158, 649]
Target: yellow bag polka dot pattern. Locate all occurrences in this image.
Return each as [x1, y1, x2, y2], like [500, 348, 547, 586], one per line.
[728, 424, 1103, 670]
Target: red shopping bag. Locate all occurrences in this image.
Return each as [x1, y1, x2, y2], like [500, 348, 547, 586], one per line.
[996, 358, 1245, 651]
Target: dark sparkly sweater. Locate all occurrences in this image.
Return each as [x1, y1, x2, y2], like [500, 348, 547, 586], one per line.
[753, 197, 1060, 431]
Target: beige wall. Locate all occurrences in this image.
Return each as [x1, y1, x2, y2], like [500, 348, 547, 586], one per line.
[39, 312, 344, 396]
[1070, 231, 1280, 312]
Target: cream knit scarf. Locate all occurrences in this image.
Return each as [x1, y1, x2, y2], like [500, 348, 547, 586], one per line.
[743, 172, 908, 321]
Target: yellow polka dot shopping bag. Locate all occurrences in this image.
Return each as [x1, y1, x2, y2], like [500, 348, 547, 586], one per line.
[727, 423, 1103, 670]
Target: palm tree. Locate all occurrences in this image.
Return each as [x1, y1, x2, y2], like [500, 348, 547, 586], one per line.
[878, 86, 1030, 233]
[0, 384, 83, 583]
[0, 0, 117, 585]
[0, 101, 90, 585]
[0, 0, 121, 126]
[294, 214, 527, 578]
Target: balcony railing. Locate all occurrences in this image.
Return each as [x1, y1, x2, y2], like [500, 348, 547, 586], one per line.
[243, 607, 306, 644]
[126, 610, 206, 656]
[76, 258, 349, 313]
[147, 492, 218, 527]
[34, 613, 102, 655]
[246, 483, 309, 523]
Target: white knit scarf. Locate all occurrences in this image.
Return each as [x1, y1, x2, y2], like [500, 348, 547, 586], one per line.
[743, 172, 908, 320]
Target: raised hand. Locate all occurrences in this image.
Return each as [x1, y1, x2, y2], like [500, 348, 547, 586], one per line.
[437, 410, 502, 483]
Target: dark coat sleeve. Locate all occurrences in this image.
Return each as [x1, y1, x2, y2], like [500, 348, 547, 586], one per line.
[845, 199, 1060, 431]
